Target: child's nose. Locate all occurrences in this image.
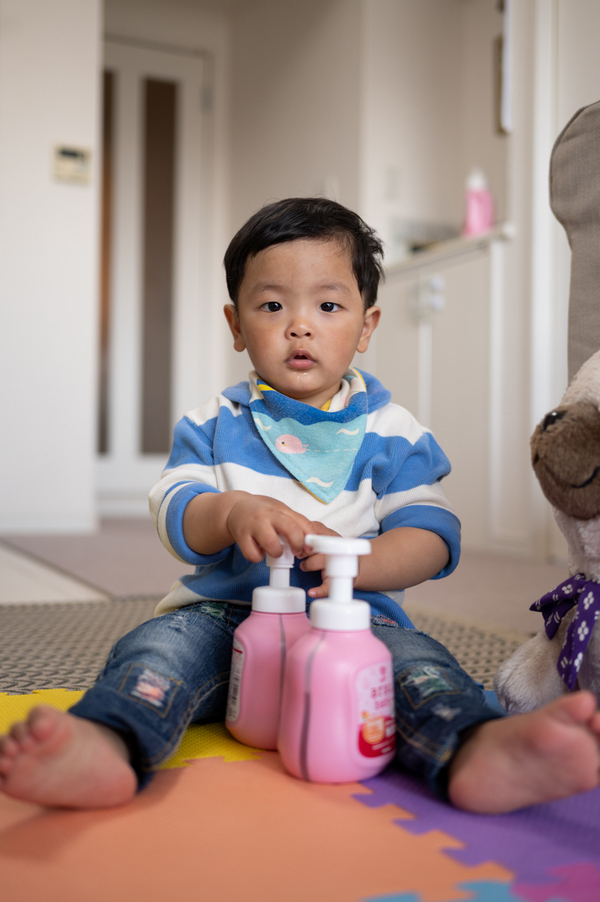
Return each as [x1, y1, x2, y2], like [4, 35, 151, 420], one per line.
[286, 317, 313, 339]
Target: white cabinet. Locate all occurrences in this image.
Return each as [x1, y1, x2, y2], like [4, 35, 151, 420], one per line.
[372, 232, 512, 553]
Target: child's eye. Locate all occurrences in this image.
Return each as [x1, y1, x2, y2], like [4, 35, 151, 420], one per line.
[320, 302, 340, 313]
[261, 301, 282, 312]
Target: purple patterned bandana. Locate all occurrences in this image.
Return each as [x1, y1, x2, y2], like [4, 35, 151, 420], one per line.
[530, 574, 600, 689]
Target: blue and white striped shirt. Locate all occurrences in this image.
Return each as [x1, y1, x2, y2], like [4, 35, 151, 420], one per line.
[149, 370, 460, 625]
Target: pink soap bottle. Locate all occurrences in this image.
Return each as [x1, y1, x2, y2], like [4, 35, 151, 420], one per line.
[278, 535, 395, 783]
[225, 541, 311, 749]
[461, 167, 494, 236]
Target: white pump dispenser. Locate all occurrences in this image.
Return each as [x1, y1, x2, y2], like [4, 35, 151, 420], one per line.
[252, 541, 306, 613]
[225, 539, 310, 749]
[306, 535, 371, 631]
[278, 533, 396, 782]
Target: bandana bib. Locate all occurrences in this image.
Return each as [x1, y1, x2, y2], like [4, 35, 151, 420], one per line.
[249, 369, 367, 503]
[530, 573, 600, 689]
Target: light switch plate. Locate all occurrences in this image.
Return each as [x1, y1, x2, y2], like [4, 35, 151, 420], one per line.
[53, 146, 92, 184]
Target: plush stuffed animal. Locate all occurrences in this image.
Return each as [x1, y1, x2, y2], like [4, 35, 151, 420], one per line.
[494, 349, 600, 712]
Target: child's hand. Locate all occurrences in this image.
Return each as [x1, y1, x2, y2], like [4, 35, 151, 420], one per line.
[299, 523, 343, 598]
[226, 495, 315, 563]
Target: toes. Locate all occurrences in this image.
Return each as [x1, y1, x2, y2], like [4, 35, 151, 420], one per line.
[589, 711, 600, 736]
[27, 706, 59, 741]
[0, 736, 20, 771]
[9, 722, 31, 748]
[0, 707, 61, 765]
[550, 691, 596, 724]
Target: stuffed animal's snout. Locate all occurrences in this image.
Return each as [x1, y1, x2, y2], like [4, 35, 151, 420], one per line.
[531, 399, 600, 519]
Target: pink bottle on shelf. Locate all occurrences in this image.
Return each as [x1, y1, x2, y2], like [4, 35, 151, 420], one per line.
[278, 535, 395, 783]
[225, 540, 311, 750]
[461, 167, 494, 236]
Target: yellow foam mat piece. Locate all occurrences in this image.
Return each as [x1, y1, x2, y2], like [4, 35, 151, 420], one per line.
[0, 688, 84, 729]
[0, 689, 261, 769]
[162, 721, 261, 769]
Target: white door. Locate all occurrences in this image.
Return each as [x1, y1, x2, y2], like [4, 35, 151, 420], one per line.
[98, 39, 207, 515]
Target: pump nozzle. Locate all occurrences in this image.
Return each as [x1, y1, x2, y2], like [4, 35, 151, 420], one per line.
[266, 540, 295, 589]
[252, 539, 306, 613]
[305, 534, 371, 631]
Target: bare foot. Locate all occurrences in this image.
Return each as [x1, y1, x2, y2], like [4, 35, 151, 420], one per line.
[448, 691, 600, 814]
[0, 706, 138, 809]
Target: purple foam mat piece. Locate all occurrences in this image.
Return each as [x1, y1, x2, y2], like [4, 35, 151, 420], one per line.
[356, 767, 600, 897]
[516, 863, 600, 902]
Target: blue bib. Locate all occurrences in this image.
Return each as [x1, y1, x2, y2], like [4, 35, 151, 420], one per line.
[249, 369, 367, 503]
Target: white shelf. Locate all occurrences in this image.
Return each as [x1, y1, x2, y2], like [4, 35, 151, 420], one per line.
[385, 223, 514, 278]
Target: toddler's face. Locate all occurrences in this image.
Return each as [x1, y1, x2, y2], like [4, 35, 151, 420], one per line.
[224, 238, 380, 408]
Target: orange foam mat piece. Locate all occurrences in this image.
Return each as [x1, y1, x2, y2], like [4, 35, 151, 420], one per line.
[0, 691, 509, 901]
[0, 757, 508, 902]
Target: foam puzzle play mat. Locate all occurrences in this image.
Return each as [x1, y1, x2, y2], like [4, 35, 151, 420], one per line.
[2, 687, 600, 902]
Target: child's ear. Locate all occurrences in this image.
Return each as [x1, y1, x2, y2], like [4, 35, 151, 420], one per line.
[224, 304, 246, 352]
[356, 305, 381, 353]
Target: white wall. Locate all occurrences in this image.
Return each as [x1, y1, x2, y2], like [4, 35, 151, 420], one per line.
[230, 0, 362, 226]
[482, 0, 538, 554]
[459, 0, 507, 224]
[226, 0, 364, 383]
[0, 0, 102, 532]
[361, 0, 464, 257]
[360, 0, 507, 263]
[230, 0, 507, 266]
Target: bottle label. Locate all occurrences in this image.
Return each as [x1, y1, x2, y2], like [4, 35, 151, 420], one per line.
[226, 638, 245, 723]
[356, 661, 395, 758]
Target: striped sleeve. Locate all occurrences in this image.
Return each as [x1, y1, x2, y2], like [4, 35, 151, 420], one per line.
[368, 405, 461, 578]
[148, 398, 231, 566]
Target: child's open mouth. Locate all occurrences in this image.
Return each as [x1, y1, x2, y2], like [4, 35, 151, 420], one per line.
[287, 351, 315, 370]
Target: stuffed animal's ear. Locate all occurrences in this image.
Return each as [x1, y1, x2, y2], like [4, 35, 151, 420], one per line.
[561, 347, 600, 409]
[551, 100, 600, 382]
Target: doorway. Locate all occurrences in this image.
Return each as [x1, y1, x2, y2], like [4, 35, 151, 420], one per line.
[98, 39, 208, 515]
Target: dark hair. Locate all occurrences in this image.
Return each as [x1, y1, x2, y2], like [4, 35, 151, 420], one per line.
[224, 197, 384, 309]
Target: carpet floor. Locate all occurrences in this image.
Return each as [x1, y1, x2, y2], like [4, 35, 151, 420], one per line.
[0, 597, 528, 695]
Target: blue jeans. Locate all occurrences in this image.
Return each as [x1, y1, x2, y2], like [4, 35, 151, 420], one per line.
[70, 604, 503, 796]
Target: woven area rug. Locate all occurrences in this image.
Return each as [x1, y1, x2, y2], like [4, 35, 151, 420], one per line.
[0, 597, 529, 694]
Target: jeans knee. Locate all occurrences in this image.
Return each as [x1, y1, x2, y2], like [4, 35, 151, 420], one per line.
[105, 614, 214, 682]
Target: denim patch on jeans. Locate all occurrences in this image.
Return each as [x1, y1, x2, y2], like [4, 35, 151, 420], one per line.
[399, 664, 459, 709]
[119, 664, 182, 717]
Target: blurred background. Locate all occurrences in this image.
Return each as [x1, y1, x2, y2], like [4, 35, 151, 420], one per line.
[2, 0, 600, 567]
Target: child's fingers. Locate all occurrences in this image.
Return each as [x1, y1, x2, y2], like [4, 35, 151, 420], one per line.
[299, 553, 327, 573]
[272, 516, 311, 557]
[240, 513, 309, 561]
[306, 522, 341, 539]
[227, 496, 311, 560]
[308, 578, 330, 599]
[234, 532, 268, 563]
